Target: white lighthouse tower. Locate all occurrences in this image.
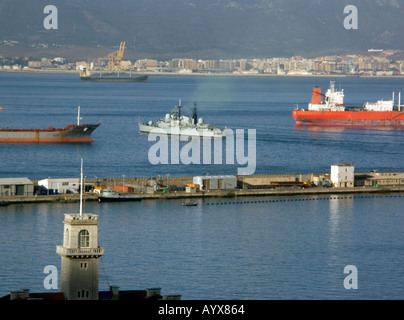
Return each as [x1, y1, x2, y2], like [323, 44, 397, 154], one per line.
[56, 159, 104, 300]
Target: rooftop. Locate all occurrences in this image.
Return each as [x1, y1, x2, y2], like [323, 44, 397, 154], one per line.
[63, 213, 99, 225]
[0, 177, 33, 185]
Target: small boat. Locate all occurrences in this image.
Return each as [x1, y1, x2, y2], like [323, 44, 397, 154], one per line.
[182, 201, 198, 206]
[0, 201, 9, 207]
[98, 189, 142, 202]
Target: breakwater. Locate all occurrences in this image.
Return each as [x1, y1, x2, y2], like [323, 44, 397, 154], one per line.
[1, 171, 404, 205]
[1, 184, 404, 205]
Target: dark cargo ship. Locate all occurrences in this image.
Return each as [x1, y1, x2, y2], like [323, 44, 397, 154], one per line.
[80, 68, 148, 82]
[0, 107, 99, 143]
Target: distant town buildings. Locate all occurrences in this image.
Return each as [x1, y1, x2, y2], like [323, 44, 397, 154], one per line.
[0, 48, 403, 76]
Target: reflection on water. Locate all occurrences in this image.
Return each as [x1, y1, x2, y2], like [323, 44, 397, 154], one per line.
[1, 74, 404, 299]
[1, 194, 404, 299]
[293, 124, 349, 133]
[328, 196, 355, 248]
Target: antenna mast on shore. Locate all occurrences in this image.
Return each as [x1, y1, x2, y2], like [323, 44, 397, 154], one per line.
[80, 158, 83, 217]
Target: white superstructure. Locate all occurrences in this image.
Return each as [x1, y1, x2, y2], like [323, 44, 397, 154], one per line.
[138, 100, 226, 138]
[364, 100, 394, 111]
[306, 81, 400, 112]
[308, 81, 345, 111]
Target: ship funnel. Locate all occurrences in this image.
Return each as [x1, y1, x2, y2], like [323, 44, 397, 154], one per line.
[311, 87, 322, 104]
[192, 103, 197, 124]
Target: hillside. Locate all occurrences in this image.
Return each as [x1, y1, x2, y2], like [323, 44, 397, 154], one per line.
[0, 0, 403, 60]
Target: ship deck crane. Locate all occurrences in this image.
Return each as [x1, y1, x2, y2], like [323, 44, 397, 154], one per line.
[100, 41, 126, 71]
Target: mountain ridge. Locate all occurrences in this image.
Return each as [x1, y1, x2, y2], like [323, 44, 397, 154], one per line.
[0, 0, 403, 60]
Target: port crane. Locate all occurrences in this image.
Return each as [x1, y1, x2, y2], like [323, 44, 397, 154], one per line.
[100, 41, 125, 71]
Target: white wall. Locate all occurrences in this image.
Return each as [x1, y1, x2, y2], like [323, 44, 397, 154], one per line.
[331, 165, 354, 187]
[38, 178, 80, 194]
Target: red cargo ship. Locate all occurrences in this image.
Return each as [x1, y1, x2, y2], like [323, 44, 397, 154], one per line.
[292, 81, 404, 128]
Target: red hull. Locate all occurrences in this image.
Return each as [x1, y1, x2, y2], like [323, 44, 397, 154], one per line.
[292, 110, 404, 128]
[0, 137, 94, 143]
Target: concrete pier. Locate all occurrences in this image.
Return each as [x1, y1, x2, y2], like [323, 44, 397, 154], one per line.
[1, 171, 404, 205]
[1, 183, 404, 205]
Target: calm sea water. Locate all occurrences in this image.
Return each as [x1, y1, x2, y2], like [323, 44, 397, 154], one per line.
[0, 72, 404, 299]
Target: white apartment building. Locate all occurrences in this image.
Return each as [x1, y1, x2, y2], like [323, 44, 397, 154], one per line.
[331, 163, 354, 188]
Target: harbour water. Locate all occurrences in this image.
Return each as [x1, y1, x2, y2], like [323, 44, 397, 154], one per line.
[0, 72, 404, 299]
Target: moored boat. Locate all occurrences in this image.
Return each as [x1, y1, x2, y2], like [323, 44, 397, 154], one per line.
[182, 202, 198, 206]
[98, 189, 142, 202]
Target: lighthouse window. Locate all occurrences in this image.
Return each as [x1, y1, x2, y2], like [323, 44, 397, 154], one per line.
[78, 230, 90, 248]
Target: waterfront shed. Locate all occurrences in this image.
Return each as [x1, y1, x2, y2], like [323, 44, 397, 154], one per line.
[367, 172, 404, 187]
[38, 178, 80, 194]
[193, 175, 237, 191]
[0, 177, 34, 197]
